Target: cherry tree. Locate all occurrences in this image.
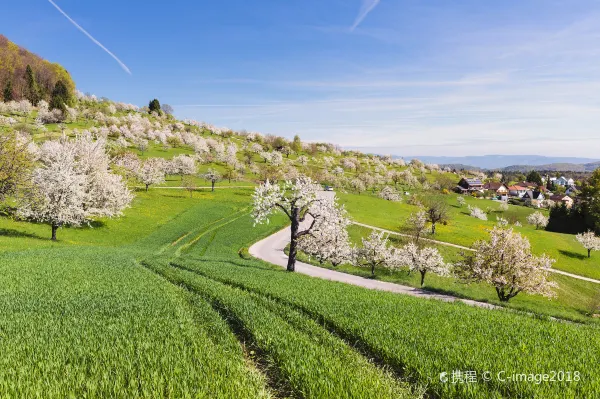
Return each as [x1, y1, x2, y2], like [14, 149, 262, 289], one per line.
[18, 136, 133, 240]
[456, 196, 466, 207]
[576, 231, 600, 258]
[379, 186, 402, 202]
[356, 230, 399, 276]
[137, 158, 165, 191]
[203, 168, 222, 192]
[171, 154, 197, 179]
[252, 177, 341, 271]
[405, 210, 428, 243]
[297, 199, 354, 267]
[114, 152, 141, 182]
[527, 211, 548, 230]
[296, 155, 309, 166]
[397, 243, 448, 286]
[468, 205, 488, 220]
[349, 178, 366, 194]
[455, 226, 557, 302]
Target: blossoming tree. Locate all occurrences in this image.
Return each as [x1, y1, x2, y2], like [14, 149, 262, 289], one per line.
[356, 231, 399, 276]
[18, 136, 133, 240]
[252, 177, 343, 272]
[576, 231, 600, 258]
[297, 199, 353, 267]
[397, 243, 448, 286]
[455, 226, 556, 302]
[137, 158, 165, 191]
[527, 211, 549, 230]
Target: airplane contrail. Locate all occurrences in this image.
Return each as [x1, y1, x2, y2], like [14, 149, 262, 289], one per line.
[47, 0, 132, 75]
[351, 0, 381, 31]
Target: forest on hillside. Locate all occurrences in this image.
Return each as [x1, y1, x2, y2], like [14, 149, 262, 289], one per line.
[0, 35, 75, 104]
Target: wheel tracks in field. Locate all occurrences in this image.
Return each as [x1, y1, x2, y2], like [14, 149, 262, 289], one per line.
[141, 259, 307, 399]
[138, 259, 286, 399]
[176, 209, 251, 256]
[165, 260, 429, 398]
[155, 207, 251, 257]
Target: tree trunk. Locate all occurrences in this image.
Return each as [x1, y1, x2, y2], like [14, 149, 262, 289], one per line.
[287, 212, 300, 272]
[431, 222, 436, 235]
[211, 181, 215, 192]
[589, 249, 592, 258]
[420, 270, 426, 287]
[371, 264, 375, 276]
[145, 184, 149, 192]
[51, 224, 58, 241]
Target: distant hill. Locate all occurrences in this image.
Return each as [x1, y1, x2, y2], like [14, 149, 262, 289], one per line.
[408, 155, 599, 170]
[502, 161, 600, 172]
[0, 35, 75, 103]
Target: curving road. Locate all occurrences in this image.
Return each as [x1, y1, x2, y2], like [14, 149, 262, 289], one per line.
[249, 191, 600, 312]
[249, 223, 498, 310]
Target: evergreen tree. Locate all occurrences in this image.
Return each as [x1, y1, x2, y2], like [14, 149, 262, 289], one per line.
[24, 65, 40, 105]
[3, 80, 13, 102]
[581, 169, 600, 233]
[49, 80, 72, 112]
[148, 99, 161, 114]
[526, 170, 543, 186]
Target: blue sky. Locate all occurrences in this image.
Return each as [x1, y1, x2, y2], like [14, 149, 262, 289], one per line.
[5, 0, 600, 157]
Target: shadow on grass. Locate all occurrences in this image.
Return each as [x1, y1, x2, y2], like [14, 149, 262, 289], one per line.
[0, 228, 45, 240]
[559, 250, 588, 260]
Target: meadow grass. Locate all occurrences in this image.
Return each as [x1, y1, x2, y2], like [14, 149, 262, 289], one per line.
[176, 256, 600, 399]
[0, 186, 599, 398]
[338, 191, 600, 280]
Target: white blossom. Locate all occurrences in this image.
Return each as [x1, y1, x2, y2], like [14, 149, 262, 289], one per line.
[356, 231, 400, 275]
[455, 226, 557, 301]
[379, 186, 402, 202]
[18, 136, 133, 240]
[396, 243, 448, 286]
[576, 231, 600, 258]
[252, 177, 339, 271]
[136, 158, 165, 191]
[468, 205, 488, 221]
[527, 211, 548, 229]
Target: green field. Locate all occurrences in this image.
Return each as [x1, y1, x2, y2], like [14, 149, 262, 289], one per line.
[0, 188, 599, 398]
[338, 191, 600, 280]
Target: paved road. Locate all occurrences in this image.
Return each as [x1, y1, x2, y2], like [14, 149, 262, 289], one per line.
[249, 223, 498, 310]
[249, 190, 600, 313]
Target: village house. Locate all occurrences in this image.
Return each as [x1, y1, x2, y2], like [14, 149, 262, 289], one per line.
[554, 176, 575, 187]
[483, 182, 509, 196]
[522, 190, 545, 207]
[457, 178, 484, 193]
[549, 194, 574, 208]
[565, 186, 581, 196]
